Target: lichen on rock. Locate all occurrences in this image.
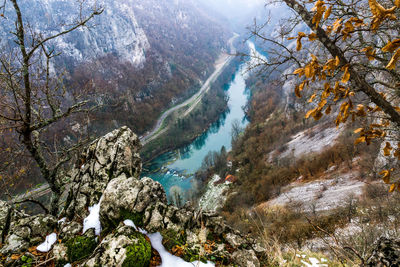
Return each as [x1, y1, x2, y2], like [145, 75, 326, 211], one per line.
[99, 176, 166, 232]
[0, 214, 57, 255]
[83, 225, 151, 267]
[61, 126, 142, 219]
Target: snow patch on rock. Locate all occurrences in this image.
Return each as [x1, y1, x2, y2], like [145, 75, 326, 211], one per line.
[37, 233, 57, 253]
[147, 232, 215, 267]
[83, 200, 102, 236]
[123, 219, 138, 231]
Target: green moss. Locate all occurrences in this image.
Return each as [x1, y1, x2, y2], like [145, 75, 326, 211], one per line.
[160, 229, 186, 251]
[122, 232, 151, 267]
[103, 209, 144, 233]
[65, 236, 97, 262]
[120, 209, 144, 227]
[21, 255, 33, 267]
[181, 247, 209, 263]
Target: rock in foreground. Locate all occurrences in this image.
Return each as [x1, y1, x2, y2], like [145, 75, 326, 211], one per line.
[0, 127, 261, 267]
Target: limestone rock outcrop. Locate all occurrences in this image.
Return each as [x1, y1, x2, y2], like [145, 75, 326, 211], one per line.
[0, 127, 261, 266]
[83, 225, 151, 267]
[0, 214, 57, 255]
[61, 126, 142, 219]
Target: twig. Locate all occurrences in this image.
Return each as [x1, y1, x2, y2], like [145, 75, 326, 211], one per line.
[34, 256, 55, 267]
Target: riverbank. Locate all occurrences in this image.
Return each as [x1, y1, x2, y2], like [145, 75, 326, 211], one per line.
[141, 58, 249, 200]
[140, 34, 239, 145]
[141, 56, 242, 162]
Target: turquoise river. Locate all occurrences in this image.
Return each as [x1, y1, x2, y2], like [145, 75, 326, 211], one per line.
[141, 64, 249, 198]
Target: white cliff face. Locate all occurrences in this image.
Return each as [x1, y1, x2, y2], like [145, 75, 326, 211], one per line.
[0, 0, 150, 67]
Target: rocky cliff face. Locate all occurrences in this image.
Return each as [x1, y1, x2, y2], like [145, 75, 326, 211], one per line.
[0, 0, 150, 68]
[0, 0, 228, 69]
[0, 127, 262, 266]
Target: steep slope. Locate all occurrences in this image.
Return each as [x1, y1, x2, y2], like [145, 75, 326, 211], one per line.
[0, 0, 230, 135]
[0, 0, 150, 68]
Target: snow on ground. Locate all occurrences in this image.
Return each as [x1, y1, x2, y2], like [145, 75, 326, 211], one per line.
[124, 219, 138, 231]
[263, 169, 365, 213]
[83, 200, 102, 236]
[301, 257, 328, 267]
[269, 124, 343, 161]
[147, 232, 215, 267]
[198, 175, 230, 212]
[124, 222, 215, 266]
[37, 233, 57, 252]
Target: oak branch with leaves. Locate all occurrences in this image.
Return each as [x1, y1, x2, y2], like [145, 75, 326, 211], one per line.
[253, 0, 400, 191]
[0, 0, 103, 215]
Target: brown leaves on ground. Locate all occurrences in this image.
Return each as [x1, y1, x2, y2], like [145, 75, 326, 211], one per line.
[204, 241, 215, 254]
[150, 248, 162, 267]
[171, 245, 186, 257]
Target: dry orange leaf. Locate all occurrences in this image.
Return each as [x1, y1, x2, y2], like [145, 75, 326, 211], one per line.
[341, 65, 350, 83]
[296, 32, 307, 51]
[293, 68, 304, 76]
[324, 5, 332, 20]
[308, 93, 317, 103]
[380, 169, 391, 183]
[325, 105, 332, 114]
[10, 254, 20, 260]
[382, 39, 400, 52]
[354, 128, 364, 133]
[361, 46, 376, 60]
[389, 183, 396, 192]
[311, 0, 326, 28]
[355, 136, 366, 145]
[369, 0, 396, 30]
[386, 49, 400, 70]
[305, 108, 316, 119]
[332, 18, 343, 33]
[308, 33, 318, 41]
[383, 142, 393, 156]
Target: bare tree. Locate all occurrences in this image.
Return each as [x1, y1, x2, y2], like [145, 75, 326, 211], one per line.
[0, 0, 103, 215]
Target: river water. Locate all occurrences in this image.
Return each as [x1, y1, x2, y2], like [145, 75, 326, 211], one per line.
[141, 63, 249, 199]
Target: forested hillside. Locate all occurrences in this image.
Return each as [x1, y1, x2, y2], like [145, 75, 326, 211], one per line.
[0, 0, 230, 194]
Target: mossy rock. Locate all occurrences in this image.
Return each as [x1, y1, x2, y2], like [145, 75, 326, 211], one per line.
[120, 209, 144, 228]
[122, 232, 151, 267]
[65, 236, 97, 262]
[103, 209, 144, 233]
[160, 229, 186, 251]
[181, 246, 208, 263]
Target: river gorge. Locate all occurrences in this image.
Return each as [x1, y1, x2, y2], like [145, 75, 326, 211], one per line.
[142, 63, 250, 199]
